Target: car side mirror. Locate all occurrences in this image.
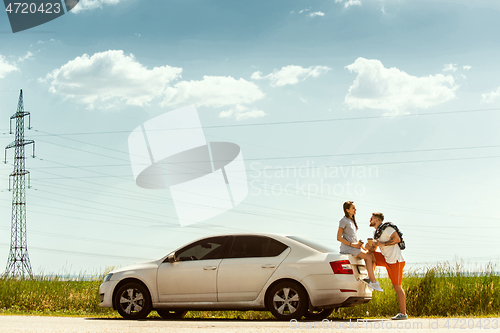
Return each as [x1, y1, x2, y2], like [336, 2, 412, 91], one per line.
[167, 253, 176, 263]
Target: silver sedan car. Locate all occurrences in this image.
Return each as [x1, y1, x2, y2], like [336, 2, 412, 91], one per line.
[99, 233, 371, 320]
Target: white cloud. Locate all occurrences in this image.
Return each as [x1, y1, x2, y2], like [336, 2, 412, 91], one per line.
[308, 11, 325, 17]
[44, 50, 182, 108]
[336, 0, 362, 8]
[219, 104, 267, 121]
[298, 7, 324, 17]
[71, 0, 122, 13]
[250, 71, 263, 80]
[251, 65, 331, 87]
[463, 65, 472, 71]
[29, 39, 54, 47]
[345, 0, 362, 8]
[18, 51, 33, 62]
[344, 57, 457, 115]
[443, 63, 458, 72]
[0, 55, 19, 78]
[481, 87, 500, 104]
[161, 76, 264, 108]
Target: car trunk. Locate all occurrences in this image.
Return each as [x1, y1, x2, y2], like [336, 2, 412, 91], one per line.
[347, 255, 369, 280]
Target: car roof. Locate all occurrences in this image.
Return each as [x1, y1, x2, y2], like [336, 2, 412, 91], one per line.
[183, 232, 291, 242]
[175, 232, 330, 253]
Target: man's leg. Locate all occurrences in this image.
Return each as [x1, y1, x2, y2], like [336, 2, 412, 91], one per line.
[373, 252, 387, 271]
[388, 261, 406, 317]
[392, 284, 406, 315]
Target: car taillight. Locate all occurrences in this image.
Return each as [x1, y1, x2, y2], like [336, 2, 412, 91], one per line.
[330, 260, 353, 274]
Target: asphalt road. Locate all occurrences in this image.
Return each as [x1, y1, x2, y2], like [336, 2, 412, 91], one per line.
[0, 315, 498, 333]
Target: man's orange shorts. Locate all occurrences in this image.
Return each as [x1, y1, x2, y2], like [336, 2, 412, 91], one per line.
[373, 252, 405, 285]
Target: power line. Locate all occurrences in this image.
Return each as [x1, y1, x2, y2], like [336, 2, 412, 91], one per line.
[1, 99, 498, 268]
[0, 226, 168, 250]
[21, 155, 500, 225]
[14, 107, 500, 136]
[8, 143, 500, 169]
[29, 158, 343, 223]
[2, 118, 496, 248]
[25, 153, 500, 179]
[25, 160, 500, 230]
[0, 242, 151, 261]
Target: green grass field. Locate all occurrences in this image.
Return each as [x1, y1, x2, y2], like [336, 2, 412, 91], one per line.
[0, 261, 498, 319]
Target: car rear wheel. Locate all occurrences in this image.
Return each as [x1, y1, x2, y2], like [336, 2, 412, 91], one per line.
[304, 308, 334, 320]
[156, 309, 187, 319]
[115, 282, 152, 320]
[267, 281, 308, 321]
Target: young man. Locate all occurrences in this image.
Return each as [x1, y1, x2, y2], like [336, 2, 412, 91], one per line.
[366, 212, 408, 320]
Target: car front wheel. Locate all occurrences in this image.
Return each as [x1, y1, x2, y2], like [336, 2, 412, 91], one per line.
[267, 281, 308, 321]
[115, 282, 152, 320]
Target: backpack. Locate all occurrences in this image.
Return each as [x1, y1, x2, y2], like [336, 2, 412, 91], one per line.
[374, 222, 406, 250]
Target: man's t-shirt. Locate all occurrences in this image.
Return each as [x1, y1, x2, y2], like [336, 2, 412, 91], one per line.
[376, 226, 405, 264]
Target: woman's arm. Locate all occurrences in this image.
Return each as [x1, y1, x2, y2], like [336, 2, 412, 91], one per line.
[337, 227, 350, 246]
[337, 227, 361, 248]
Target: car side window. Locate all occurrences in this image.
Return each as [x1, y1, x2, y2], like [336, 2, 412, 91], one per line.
[176, 236, 228, 261]
[267, 239, 289, 257]
[227, 236, 288, 259]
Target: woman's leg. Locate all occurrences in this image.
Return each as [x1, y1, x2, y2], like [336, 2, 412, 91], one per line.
[356, 251, 376, 282]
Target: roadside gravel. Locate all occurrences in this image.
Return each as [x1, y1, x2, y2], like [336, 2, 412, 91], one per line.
[0, 315, 498, 333]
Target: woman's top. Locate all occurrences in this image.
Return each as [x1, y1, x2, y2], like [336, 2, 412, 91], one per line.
[338, 216, 361, 256]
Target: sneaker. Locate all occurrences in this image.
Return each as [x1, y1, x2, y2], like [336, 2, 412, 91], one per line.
[391, 313, 408, 320]
[367, 281, 384, 292]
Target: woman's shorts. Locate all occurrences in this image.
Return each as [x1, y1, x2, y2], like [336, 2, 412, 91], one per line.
[339, 246, 362, 256]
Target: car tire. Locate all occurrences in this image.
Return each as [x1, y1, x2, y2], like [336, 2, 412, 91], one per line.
[304, 308, 334, 320]
[156, 309, 188, 319]
[267, 281, 308, 321]
[115, 282, 152, 320]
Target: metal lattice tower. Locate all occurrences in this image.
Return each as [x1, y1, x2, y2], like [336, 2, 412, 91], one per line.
[4, 89, 35, 278]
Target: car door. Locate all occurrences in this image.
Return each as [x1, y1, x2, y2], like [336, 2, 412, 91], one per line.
[217, 235, 290, 302]
[156, 236, 229, 302]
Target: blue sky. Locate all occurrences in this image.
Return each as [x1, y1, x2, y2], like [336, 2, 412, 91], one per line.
[1, 0, 500, 275]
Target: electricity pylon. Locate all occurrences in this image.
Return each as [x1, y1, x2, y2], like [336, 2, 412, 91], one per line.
[4, 89, 35, 278]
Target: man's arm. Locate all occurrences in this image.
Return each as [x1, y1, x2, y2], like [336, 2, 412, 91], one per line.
[376, 230, 400, 247]
[363, 243, 377, 252]
[361, 240, 377, 252]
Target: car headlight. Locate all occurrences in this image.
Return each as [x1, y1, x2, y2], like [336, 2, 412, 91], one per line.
[103, 273, 113, 283]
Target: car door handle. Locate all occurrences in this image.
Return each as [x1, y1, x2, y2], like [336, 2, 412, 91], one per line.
[203, 266, 217, 270]
[262, 264, 276, 268]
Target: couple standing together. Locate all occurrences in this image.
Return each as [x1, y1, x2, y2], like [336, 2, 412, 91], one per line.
[337, 200, 408, 320]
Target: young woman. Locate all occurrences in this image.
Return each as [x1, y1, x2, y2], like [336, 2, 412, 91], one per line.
[336, 201, 383, 292]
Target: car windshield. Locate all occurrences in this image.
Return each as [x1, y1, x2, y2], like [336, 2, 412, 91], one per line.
[286, 236, 335, 253]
